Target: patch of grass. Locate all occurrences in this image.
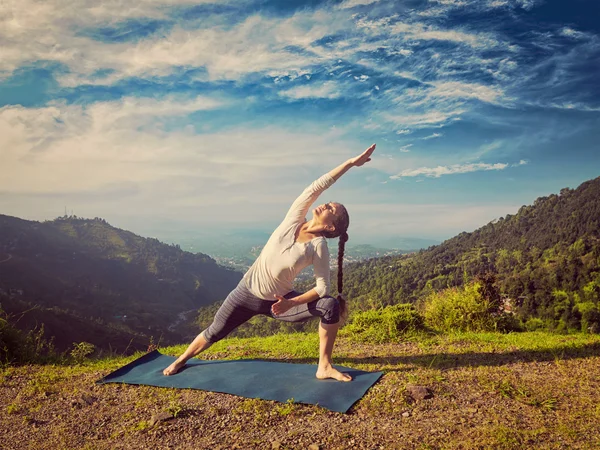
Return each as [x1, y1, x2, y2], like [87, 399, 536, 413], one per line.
[165, 391, 184, 417]
[25, 368, 65, 395]
[485, 378, 558, 411]
[274, 398, 296, 416]
[6, 402, 21, 415]
[0, 366, 16, 383]
[232, 398, 271, 423]
[490, 425, 526, 449]
[132, 420, 150, 432]
[358, 373, 407, 414]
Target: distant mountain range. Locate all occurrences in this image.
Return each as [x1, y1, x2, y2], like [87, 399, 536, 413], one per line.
[162, 230, 439, 271]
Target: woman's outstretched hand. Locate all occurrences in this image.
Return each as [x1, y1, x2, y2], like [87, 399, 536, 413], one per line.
[271, 295, 294, 316]
[349, 143, 376, 167]
[328, 143, 377, 182]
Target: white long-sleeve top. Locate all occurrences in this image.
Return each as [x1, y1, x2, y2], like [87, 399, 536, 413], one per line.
[243, 173, 335, 300]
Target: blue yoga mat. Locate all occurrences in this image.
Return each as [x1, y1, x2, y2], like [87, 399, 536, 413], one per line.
[96, 350, 383, 413]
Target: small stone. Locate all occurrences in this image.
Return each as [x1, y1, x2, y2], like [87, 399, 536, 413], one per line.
[406, 385, 433, 401]
[308, 445, 320, 450]
[80, 394, 95, 405]
[466, 407, 478, 414]
[402, 411, 411, 418]
[271, 441, 282, 450]
[149, 411, 173, 427]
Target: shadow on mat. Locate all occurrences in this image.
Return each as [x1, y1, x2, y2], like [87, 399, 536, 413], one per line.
[268, 341, 600, 372]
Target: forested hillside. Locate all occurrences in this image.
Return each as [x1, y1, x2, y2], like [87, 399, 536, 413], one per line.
[0, 215, 241, 351]
[342, 176, 600, 331]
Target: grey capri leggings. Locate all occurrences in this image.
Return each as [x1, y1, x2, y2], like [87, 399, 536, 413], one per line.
[202, 279, 340, 343]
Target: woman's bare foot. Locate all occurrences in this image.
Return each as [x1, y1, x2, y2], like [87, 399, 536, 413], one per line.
[163, 360, 186, 376]
[316, 365, 352, 382]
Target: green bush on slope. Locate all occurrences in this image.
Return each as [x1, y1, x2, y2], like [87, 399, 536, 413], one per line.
[342, 303, 425, 343]
[420, 282, 519, 333]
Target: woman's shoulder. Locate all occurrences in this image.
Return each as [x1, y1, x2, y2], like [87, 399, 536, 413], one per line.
[311, 236, 329, 252]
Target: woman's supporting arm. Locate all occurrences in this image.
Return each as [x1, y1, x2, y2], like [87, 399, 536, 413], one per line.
[271, 288, 321, 316]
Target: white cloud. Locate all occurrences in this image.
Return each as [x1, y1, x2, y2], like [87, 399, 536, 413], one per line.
[278, 81, 342, 100]
[399, 144, 413, 152]
[391, 81, 507, 109]
[337, 0, 381, 9]
[0, 0, 238, 77]
[397, 49, 413, 56]
[390, 162, 509, 179]
[514, 0, 540, 10]
[429, 0, 468, 5]
[560, 27, 589, 40]
[426, 81, 506, 104]
[385, 22, 501, 49]
[421, 133, 443, 140]
[1, 4, 353, 84]
[478, 141, 502, 154]
[383, 109, 466, 128]
[0, 97, 356, 197]
[427, 0, 539, 11]
[372, 77, 510, 133]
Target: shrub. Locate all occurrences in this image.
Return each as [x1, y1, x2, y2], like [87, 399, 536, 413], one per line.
[343, 303, 425, 343]
[524, 317, 545, 332]
[421, 282, 501, 333]
[574, 301, 600, 333]
[70, 341, 96, 364]
[0, 309, 57, 365]
[494, 313, 524, 332]
[0, 315, 25, 365]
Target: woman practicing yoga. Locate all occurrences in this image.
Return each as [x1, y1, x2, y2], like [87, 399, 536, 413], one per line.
[163, 143, 376, 381]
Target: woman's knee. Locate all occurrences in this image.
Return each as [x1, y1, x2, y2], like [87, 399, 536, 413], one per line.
[319, 296, 340, 324]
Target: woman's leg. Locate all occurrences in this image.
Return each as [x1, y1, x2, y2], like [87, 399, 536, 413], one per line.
[163, 280, 261, 376]
[163, 331, 212, 376]
[273, 294, 351, 381]
[316, 322, 352, 381]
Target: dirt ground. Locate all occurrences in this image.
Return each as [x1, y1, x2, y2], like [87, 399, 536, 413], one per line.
[1, 336, 600, 449]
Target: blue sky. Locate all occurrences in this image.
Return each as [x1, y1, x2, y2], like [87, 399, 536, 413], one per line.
[1, 0, 599, 245]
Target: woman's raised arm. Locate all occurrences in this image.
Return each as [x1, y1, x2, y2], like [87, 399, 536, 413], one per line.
[283, 144, 376, 223]
[328, 143, 376, 182]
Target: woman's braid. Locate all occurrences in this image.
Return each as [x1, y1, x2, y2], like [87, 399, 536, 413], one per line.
[337, 231, 349, 320]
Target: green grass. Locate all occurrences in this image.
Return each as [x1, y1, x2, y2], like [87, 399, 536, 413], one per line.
[81, 330, 599, 376]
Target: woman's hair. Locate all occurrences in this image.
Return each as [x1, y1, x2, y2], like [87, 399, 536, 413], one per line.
[322, 204, 350, 320]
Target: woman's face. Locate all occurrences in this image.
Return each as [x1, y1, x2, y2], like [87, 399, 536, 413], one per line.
[313, 202, 341, 232]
